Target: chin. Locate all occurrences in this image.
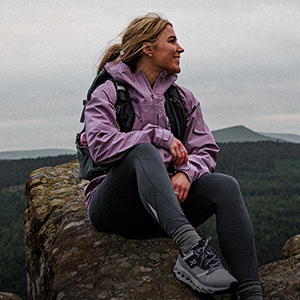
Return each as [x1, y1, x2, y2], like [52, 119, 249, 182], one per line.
[174, 65, 181, 73]
[168, 67, 181, 74]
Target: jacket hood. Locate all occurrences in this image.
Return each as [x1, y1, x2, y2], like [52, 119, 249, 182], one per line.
[105, 60, 178, 97]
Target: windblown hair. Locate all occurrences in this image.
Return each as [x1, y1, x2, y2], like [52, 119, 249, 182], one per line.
[97, 13, 172, 74]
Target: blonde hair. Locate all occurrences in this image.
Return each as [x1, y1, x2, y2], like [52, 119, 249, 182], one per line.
[97, 13, 172, 74]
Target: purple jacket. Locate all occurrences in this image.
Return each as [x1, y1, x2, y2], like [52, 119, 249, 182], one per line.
[83, 61, 219, 212]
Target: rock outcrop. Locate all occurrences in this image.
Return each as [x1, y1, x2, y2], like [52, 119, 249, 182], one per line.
[24, 161, 211, 300]
[282, 235, 300, 259]
[259, 234, 300, 299]
[0, 293, 23, 300]
[24, 161, 300, 299]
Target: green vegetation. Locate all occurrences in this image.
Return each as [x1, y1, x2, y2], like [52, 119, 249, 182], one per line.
[0, 186, 27, 298]
[202, 141, 300, 267]
[0, 154, 76, 299]
[0, 142, 299, 297]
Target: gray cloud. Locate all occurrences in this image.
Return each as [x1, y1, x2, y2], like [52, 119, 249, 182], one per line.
[1, 0, 299, 151]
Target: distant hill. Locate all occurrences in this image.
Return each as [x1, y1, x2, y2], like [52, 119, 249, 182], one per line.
[258, 132, 300, 144]
[0, 149, 76, 160]
[212, 126, 300, 144]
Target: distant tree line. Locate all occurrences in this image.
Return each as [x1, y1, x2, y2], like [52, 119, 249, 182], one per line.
[216, 141, 300, 174]
[0, 154, 76, 190]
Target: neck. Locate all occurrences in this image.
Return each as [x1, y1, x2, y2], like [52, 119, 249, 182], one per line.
[135, 58, 160, 87]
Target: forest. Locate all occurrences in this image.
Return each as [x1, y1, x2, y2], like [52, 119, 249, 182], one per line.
[203, 141, 300, 269]
[0, 142, 299, 299]
[0, 154, 76, 299]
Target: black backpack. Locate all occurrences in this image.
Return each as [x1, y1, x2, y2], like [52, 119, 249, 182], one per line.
[75, 70, 186, 180]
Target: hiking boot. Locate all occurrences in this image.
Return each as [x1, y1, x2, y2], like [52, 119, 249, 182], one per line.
[173, 237, 238, 294]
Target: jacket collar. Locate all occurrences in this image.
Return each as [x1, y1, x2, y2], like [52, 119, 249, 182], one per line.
[105, 61, 178, 96]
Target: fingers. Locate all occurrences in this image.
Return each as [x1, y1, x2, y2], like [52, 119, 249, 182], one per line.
[170, 138, 188, 167]
[171, 148, 186, 166]
[174, 186, 189, 203]
[181, 148, 188, 164]
[172, 172, 191, 204]
[175, 189, 186, 203]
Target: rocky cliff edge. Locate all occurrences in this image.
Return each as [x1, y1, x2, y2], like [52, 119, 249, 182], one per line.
[24, 161, 300, 299]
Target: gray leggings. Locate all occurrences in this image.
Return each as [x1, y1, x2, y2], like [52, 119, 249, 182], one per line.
[89, 143, 260, 283]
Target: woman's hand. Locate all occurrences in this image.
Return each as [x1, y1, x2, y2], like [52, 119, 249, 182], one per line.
[169, 137, 188, 167]
[171, 172, 191, 203]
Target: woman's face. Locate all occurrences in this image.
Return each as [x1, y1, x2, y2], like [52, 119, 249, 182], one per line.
[150, 25, 184, 75]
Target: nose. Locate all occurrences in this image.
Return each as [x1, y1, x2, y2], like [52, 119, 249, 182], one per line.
[177, 43, 184, 53]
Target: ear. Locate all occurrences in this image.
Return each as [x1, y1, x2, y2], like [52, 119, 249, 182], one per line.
[142, 42, 153, 56]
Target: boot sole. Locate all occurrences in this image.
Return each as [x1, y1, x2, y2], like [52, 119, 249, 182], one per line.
[173, 261, 238, 294]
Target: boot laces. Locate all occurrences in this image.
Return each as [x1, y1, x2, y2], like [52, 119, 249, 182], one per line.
[194, 237, 223, 273]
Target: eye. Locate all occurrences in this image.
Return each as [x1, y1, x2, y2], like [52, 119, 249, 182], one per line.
[168, 37, 177, 44]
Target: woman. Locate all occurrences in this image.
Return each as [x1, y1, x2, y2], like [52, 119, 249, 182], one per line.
[83, 13, 263, 299]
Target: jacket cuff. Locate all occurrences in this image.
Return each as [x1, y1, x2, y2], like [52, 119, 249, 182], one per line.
[153, 128, 173, 149]
[177, 163, 210, 183]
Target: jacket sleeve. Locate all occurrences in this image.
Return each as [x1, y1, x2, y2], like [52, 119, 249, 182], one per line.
[175, 86, 219, 183]
[85, 80, 173, 166]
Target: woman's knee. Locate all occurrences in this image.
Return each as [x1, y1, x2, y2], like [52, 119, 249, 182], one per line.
[131, 143, 159, 156]
[199, 173, 241, 198]
[127, 143, 162, 163]
[216, 173, 240, 191]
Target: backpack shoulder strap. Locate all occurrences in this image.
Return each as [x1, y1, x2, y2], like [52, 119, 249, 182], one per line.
[164, 84, 186, 141]
[113, 81, 135, 133]
[80, 70, 135, 132]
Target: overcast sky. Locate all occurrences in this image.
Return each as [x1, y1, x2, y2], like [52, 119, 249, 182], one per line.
[1, 0, 299, 152]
